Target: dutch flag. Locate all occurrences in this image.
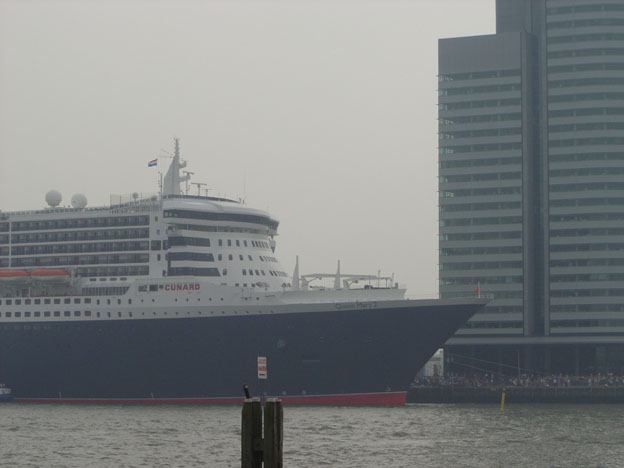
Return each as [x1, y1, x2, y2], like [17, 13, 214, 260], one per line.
[148, 159, 158, 167]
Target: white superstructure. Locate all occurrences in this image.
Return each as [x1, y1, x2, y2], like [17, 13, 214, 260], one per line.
[0, 140, 404, 310]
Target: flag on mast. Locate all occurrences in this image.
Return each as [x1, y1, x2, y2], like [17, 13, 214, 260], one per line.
[148, 159, 158, 167]
[473, 283, 480, 293]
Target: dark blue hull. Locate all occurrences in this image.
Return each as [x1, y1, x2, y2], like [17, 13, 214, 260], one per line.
[0, 301, 482, 402]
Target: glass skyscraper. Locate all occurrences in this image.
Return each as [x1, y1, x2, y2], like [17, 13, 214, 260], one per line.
[439, 0, 624, 374]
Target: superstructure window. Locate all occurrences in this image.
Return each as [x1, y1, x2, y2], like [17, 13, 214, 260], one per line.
[167, 252, 215, 262]
[164, 209, 279, 231]
[168, 236, 211, 247]
[168, 267, 220, 277]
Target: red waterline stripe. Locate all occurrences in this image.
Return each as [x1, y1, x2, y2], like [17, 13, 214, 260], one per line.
[14, 391, 406, 406]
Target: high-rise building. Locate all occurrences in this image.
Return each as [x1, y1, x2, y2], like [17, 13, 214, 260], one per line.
[439, 0, 624, 374]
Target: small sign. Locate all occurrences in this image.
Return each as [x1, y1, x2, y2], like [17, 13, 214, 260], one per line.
[257, 356, 268, 380]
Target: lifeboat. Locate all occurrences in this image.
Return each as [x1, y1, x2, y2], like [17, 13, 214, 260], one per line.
[0, 270, 30, 283]
[30, 269, 71, 283]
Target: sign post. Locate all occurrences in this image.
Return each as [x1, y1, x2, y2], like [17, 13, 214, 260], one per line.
[257, 356, 268, 380]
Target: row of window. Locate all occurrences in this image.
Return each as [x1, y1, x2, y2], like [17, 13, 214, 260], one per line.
[441, 290, 523, 299]
[167, 236, 272, 250]
[440, 187, 522, 198]
[1, 297, 91, 306]
[549, 91, 624, 103]
[1, 310, 92, 318]
[168, 252, 215, 262]
[550, 122, 624, 133]
[168, 236, 211, 247]
[164, 209, 278, 231]
[439, 98, 521, 111]
[9, 216, 150, 232]
[167, 267, 220, 277]
[440, 231, 521, 241]
[169, 223, 268, 236]
[552, 167, 624, 178]
[440, 157, 522, 170]
[551, 257, 624, 268]
[551, 227, 624, 238]
[242, 268, 287, 277]
[549, 62, 624, 75]
[550, 242, 624, 253]
[549, 17, 624, 30]
[548, 33, 624, 44]
[440, 128, 521, 140]
[551, 304, 624, 313]
[440, 261, 522, 271]
[550, 137, 624, 149]
[439, 201, 521, 213]
[438, 69, 520, 82]
[439, 112, 521, 126]
[10, 253, 149, 267]
[547, 4, 624, 14]
[551, 289, 624, 298]
[439, 171, 521, 183]
[549, 107, 624, 119]
[551, 212, 624, 223]
[440, 216, 523, 227]
[550, 197, 624, 208]
[548, 47, 624, 59]
[440, 276, 522, 286]
[77, 266, 148, 277]
[440, 142, 522, 155]
[441, 246, 522, 256]
[2, 229, 150, 245]
[551, 273, 624, 283]
[217, 238, 270, 249]
[551, 319, 624, 328]
[6, 241, 150, 256]
[438, 83, 521, 97]
[550, 181, 624, 191]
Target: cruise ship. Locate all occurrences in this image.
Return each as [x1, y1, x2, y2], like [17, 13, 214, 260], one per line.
[0, 140, 486, 405]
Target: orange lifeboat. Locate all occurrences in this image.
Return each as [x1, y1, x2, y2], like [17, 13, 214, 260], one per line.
[0, 270, 30, 283]
[30, 269, 70, 283]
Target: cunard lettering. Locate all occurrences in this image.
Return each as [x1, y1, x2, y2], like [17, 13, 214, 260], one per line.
[164, 283, 200, 291]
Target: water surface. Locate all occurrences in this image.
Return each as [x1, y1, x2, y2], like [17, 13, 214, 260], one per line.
[1, 403, 623, 467]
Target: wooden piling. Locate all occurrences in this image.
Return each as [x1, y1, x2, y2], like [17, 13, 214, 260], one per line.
[263, 399, 283, 468]
[241, 398, 263, 468]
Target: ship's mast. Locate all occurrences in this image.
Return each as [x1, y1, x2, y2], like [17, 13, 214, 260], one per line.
[162, 138, 191, 196]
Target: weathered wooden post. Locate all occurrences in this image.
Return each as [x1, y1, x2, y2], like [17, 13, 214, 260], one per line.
[263, 398, 283, 468]
[242, 397, 263, 468]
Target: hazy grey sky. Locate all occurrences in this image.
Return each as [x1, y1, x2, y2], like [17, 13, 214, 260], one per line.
[0, 0, 494, 297]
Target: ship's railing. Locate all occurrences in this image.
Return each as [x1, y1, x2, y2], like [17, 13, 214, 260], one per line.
[163, 194, 240, 204]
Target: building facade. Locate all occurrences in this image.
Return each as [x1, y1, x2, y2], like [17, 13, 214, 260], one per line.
[440, 0, 624, 375]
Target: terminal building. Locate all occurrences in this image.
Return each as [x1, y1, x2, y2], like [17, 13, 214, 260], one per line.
[439, 0, 624, 375]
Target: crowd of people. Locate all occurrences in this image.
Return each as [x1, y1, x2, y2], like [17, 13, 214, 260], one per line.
[412, 372, 624, 388]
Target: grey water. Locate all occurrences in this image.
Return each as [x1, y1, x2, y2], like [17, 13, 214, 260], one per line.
[1, 403, 623, 468]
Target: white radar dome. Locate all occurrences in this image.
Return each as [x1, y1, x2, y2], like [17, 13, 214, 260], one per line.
[71, 193, 88, 209]
[45, 190, 62, 207]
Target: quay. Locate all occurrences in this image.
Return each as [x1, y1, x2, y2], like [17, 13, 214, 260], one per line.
[408, 386, 624, 404]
